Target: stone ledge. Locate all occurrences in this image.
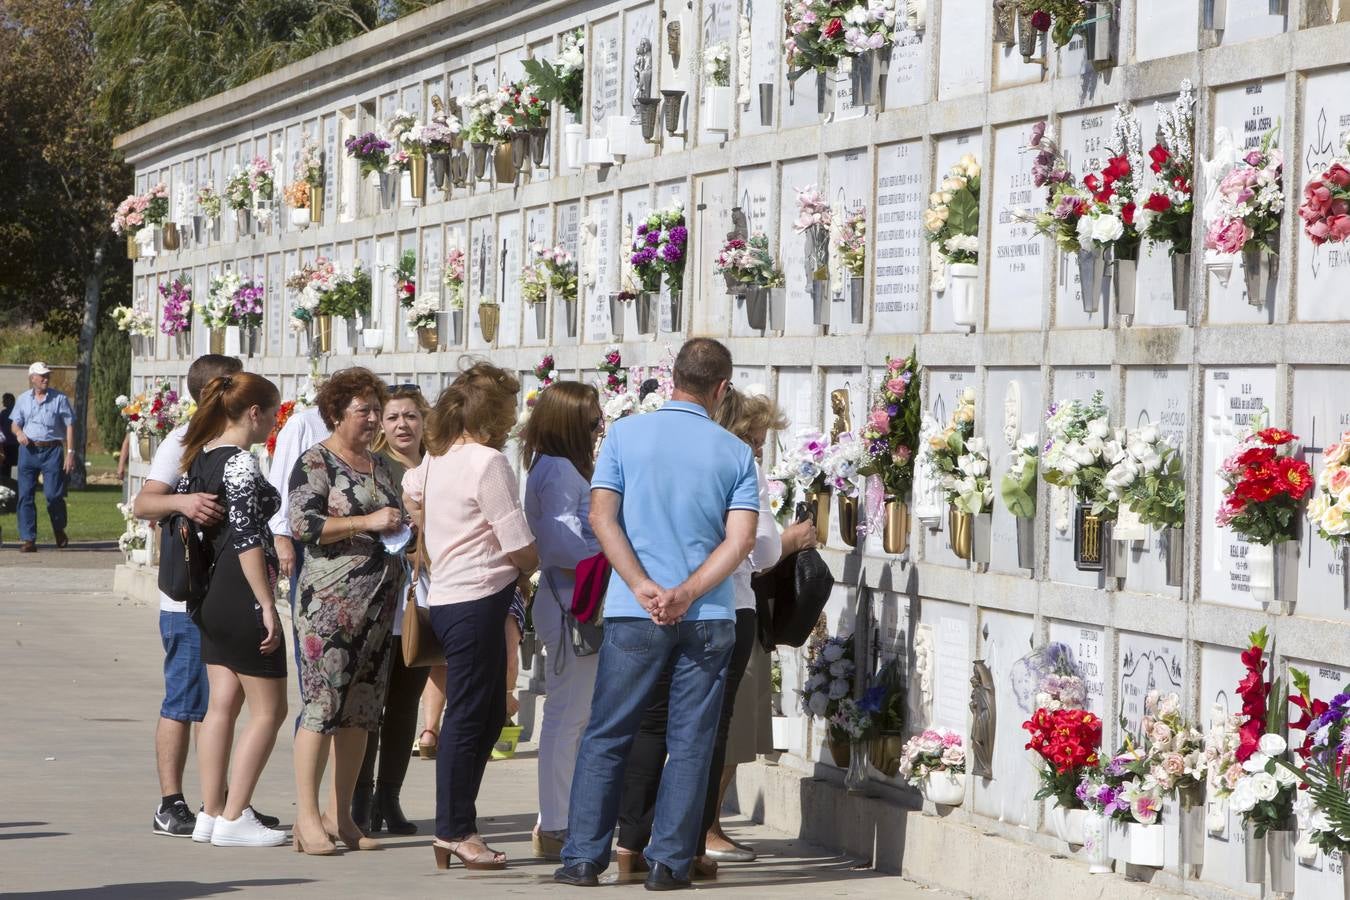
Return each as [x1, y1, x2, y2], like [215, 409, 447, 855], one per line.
[729, 757, 1240, 900]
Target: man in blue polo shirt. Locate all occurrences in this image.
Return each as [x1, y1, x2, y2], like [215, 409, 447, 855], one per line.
[10, 361, 76, 553]
[556, 338, 759, 891]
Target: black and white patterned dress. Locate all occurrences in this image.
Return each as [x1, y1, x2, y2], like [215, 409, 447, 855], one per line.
[178, 445, 286, 678]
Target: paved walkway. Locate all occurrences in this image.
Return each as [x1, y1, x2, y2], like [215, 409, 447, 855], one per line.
[0, 553, 956, 899]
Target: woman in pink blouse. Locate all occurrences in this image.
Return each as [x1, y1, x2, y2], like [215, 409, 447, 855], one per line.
[403, 361, 538, 871]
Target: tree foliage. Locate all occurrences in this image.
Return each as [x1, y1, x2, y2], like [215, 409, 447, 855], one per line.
[92, 323, 130, 453]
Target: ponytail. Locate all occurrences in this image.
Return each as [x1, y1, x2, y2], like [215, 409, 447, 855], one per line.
[179, 372, 280, 473]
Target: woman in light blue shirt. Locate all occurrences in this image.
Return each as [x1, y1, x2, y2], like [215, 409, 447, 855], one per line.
[520, 381, 603, 861]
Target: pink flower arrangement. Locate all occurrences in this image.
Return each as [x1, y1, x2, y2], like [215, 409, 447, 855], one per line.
[112, 192, 149, 235]
[793, 185, 832, 233]
[1205, 136, 1283, 256]
[1299, 160, 1350, 246]
[158, 278, 193, 337]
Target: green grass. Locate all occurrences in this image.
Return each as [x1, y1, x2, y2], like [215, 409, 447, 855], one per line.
[2, 483, 127, 544]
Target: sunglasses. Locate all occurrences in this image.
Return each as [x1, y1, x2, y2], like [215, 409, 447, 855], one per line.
[590, 418, 603, 432]
[387, 383, 422, 394]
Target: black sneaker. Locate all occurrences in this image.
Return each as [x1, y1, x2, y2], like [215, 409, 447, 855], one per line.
[152, 799, 196, 837]
[248, 806, 280, 829]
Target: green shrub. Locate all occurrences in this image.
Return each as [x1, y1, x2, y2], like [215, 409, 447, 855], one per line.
[92, 327, 129, 453]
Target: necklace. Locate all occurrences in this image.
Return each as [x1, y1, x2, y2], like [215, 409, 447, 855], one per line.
[326, 440, 373, 475]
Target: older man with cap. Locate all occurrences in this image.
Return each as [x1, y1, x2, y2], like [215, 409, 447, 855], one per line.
[10, 362, 76, 553]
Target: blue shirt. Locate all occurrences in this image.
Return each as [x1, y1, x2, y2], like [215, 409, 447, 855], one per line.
[591, 400, 760, 622]
[12, 388, 74, 443]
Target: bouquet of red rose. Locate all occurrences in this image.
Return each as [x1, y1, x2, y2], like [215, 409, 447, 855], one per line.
[1024, 707, 1103, 809]
[1215, 423, 1312, 545]
[1139, 82, 1195, 257]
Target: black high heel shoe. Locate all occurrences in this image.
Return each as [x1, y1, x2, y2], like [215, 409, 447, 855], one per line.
[372, 783, 417, 835]
[350, 782, 373, 835]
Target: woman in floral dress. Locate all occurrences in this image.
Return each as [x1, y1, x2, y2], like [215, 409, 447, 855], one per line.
[287, 368, 406, 856]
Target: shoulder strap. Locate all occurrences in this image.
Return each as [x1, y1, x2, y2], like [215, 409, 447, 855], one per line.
[413, 459, 430, 580]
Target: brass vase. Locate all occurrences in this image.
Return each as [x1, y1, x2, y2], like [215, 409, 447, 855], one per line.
[1073, 503, 1105, 572]
[313, 315, 333, 354]
[479, 304, 500, 342]
[209, 327, 225, 355]
[868, 732, 904, 778]
[416, 325, 438, 351]
[808, 489, 832, 541]
[827, 736, 850, 768]
[837, 494, 859, 548]
[409, 155, 427, 201]
[948, 506, 973, 560]
[310, 185, 324, 223]
[126, 233, 140, 260]
[493, 144, 515, 184]
[882, 498, 910, 555]
[137, 436, 151, 461]
[161, 222, 180, 251]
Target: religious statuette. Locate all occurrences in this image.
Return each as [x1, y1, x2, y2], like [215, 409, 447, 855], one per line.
[969, 660, 995, 779]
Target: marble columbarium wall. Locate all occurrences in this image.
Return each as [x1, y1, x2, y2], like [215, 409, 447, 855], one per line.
[114, 0, 1350, 894]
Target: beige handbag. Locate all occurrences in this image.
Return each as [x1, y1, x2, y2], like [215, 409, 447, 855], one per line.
[401, 465, 443, 667]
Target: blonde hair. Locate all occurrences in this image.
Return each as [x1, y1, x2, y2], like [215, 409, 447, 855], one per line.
[715, 388, 787, 446]
[372, 385, 431, 455]
[425, 359, 520, 454]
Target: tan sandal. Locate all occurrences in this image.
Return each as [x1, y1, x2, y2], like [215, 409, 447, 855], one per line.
[418, 728, 439, 760]
[432, 836, 507, 870]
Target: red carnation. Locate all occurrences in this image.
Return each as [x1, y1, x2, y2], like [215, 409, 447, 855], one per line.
[1105, 155, 1131, 179]
[1144, 193, 1171, 213]
[823, 17, 844, 39]
[1148, 144, 1170, 173]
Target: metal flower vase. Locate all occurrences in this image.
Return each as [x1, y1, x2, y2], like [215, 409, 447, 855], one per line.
[529, 127, 549, 167]
[758, 83, 774, 126]
[1073, 503, 1107, 572]
[661, 90, 685, 135]
[809, 489, 832, 540]
[533, 301, 548, 341]
[509, 132, 531, 172]
[850, 49, 875, 106]
[1086, 1, 1117, 67]
[417, 326, 438, 351]
[742, 286, 769, 330]
[377, 171, 397, 209]
[209, 327, 225, 355]
[1244, 822, 1265, 884]
[191, 215, 206, 244]
[1178, 783, 1206, 872]
[310, 186, 324, 223]
[636, 291, 659, 336]
[637, 98, 662, 142]
[849, 276, 865, 324]
[1163, 526, 1185, 587]
[1017, 9, 1039, 62]
[972, 512, 992, 566]
[494, 143, 516, 183]
[811, 280, 830, 326]
[1077, 247, 1105, 313]
[609, 293, 626, 337]
[1113, 252, 1137, 323]
[883, 498, 910, 554]
[1170, 253, 1191, 312]
[837, 493, 859, 548]
[312, 315, 333, 353]
[174, 331, 191, 357]
[1015, 516, 1035, 570]
[1243, 243, 1279, 308]
[562, 297, 577, 338]
[471, 142, 491, 181]
[948, 506, 973, 560]
[240, 326, 261, 358]
[666, 289, 683, 332]
[435, 310, 463, 347]
[161, 222, 181, 251]
[869, 731, 904, 777]
[1249, 538, 1298, 614]
[431, 153, 451, 189]
[478, 305, 500, 343]
[409, 155, 427, 200]
[235, 208, 252, 236]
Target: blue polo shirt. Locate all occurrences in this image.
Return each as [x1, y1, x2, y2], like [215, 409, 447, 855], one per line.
[591, 400, 761, 622]
[12, 388, 74, 443]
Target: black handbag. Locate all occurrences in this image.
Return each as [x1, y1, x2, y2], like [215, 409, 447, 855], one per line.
[751, 546, 835, 652]
[156, 461, 217, 617]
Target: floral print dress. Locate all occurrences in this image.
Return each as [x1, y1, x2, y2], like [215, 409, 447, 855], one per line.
[288, 443, 404, 733]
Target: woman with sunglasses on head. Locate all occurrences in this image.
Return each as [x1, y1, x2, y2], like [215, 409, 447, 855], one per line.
[288, 368, 407, 856]
[403, 361, 538, 871]
[350, 384, 434, 837]
[519, 381, 604, 861]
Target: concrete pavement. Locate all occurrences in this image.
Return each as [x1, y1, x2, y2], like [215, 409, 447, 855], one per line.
[0, 553, 959, 899]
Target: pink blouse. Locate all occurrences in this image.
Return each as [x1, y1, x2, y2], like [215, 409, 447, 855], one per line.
[403, 443, 534, 606]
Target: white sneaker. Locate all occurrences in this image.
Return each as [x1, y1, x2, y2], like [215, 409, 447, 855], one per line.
[210, 808, 287, 847]
[191, 810, 215, 843]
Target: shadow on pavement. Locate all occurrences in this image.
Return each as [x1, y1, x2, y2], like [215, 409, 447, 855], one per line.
[0, 831, 68, 841]
[4, 880, 313, 899]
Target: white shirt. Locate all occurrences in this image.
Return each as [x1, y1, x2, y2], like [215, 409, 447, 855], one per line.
[144, 425, 189, 613]
[266, 406, 331, 538]
[732, 464, 783, 612]
[524, 455, 600, 611]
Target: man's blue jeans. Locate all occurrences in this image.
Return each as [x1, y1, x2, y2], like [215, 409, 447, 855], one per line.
[562, 616, 735, 879]
[16, 444, 66, 542]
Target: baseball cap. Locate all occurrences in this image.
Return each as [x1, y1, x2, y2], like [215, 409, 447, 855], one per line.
[28, 362, 51, 376]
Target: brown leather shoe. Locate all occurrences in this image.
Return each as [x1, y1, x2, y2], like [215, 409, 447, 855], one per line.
[19, 541, 37, 553]
[55, 529, 69, 548]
